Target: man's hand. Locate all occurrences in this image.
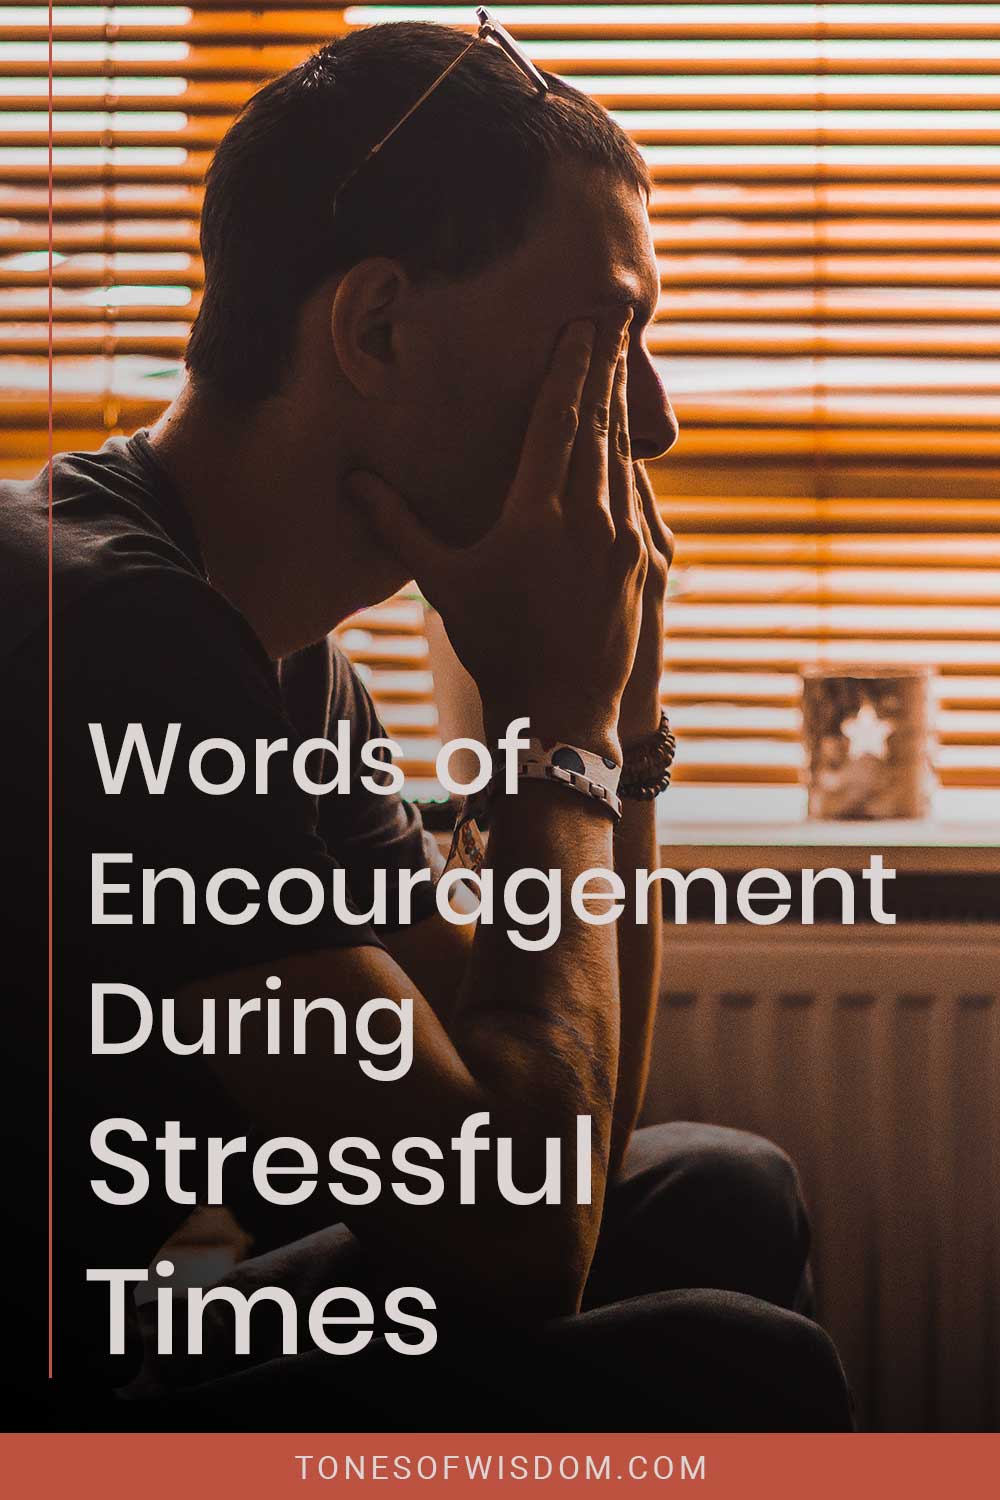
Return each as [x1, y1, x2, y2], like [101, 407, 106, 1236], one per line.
[349, 315, 645, 763]
[619, 460, 674, 744]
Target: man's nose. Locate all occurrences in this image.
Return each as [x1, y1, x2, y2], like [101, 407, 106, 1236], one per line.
[628, 353, 679, 461]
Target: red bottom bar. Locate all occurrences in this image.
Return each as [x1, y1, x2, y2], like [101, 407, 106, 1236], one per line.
[1, 1433, 998, 1497]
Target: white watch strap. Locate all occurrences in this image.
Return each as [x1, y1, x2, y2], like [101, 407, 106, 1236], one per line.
[516, 757, 623, 821]
[519, 736, 622, 793]
[445, 733, 624, 875]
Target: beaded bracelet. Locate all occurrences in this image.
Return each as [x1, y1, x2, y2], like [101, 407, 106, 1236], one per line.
[619, 711, 677, 801]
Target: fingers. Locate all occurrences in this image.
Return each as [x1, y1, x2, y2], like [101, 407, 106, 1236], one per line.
[608, 339, 637, 541]
[346, 470, 457, 594]
[634, 461, 675, 568]
[508, 319, 595, 514]
[565, 311, 631, 518]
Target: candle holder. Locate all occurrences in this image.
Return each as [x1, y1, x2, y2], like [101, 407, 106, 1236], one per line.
[800, 665, 935, 820]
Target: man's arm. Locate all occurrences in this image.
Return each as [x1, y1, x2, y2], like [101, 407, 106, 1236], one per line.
[387, 462, 672, 1173]
[384, 907, 473, 1031]
[387, 762, 663, 1182]
[607, 461, 674, 1167]
[385, 458, 670, 1189]
[186, 778, 618, 1318]
[188, 314, 646, 1316]
[610, 797, 661, 1169]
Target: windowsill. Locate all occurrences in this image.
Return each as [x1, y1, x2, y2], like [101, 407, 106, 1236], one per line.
[657, 786, 999, 873]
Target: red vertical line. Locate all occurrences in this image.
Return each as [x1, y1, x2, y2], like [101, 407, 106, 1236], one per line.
[47, 0, 55, 1381]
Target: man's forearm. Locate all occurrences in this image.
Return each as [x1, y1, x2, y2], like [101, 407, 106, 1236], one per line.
[449, 780, 622, 1304]
[610, 795, 662, 1170]
[608, 458, 672, 1166]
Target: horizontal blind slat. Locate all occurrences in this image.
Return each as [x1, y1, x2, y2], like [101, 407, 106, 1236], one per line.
[5, 1, 997, 793]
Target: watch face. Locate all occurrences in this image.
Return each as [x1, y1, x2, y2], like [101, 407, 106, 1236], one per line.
[551, 747, 588, 775]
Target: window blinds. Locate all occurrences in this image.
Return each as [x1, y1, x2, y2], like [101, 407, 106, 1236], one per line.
[3, 3, 998, 797]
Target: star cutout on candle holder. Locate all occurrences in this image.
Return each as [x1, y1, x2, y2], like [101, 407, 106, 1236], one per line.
[841, 700, 893, 760]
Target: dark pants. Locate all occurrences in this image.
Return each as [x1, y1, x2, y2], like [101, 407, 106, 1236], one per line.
[132, 1123, 853, 1432]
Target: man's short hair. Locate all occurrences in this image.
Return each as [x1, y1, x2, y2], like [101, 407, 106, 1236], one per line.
[185, 22, 649, 403]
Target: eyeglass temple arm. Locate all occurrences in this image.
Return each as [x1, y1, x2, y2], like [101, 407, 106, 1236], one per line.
[366, 35, 479, 165]
[342, 6, 547, 190]
[365, 10, 546, 172]
[476, 7, 550, 94]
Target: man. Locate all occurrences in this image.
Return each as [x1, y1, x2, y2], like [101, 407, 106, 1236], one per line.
[1, 21, 851, 1430]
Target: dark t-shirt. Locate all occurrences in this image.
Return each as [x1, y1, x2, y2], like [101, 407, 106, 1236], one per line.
[0, 433, 439, 1389]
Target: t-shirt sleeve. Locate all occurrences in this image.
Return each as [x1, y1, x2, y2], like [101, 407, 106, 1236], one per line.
[54, 567, 433, 991]
[279, 636, 443, 933]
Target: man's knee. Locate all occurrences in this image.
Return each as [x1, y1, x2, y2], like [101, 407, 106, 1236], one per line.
[691, 1125, 803, 1216]
[698, 1295, 853, 1431]
[756, 1303, 853, 1430]
[626, 1121, 805, 1221]
[600, 1123, 811, 1311]
[546, 1289, 853, 1431]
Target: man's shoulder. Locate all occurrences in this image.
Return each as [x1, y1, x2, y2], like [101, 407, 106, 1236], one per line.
[1, 435, 209, 660]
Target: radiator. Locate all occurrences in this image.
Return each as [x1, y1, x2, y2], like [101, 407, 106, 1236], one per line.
[642, 922, 1000, 1432]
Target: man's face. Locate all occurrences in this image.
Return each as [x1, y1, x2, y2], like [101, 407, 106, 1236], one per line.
[378, 165, 678, 547]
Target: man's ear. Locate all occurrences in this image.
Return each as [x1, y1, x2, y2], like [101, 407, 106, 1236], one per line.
[330, 257, 410, 397]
